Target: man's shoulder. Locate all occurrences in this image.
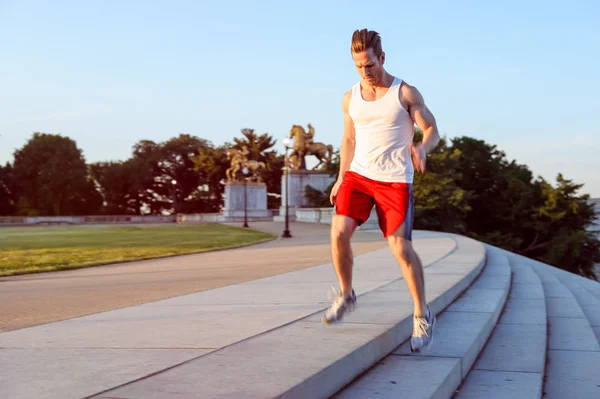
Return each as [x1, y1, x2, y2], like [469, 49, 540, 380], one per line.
[399, 80, 423, 107]
[342, 89, 353, 111]
[399, 79, 417, 94]
[345, 79, 363, 93]
[342, 80, 363, 112]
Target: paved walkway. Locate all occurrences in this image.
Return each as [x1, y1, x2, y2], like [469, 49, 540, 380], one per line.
[0, 222, 388, 332]
[0, 230, 458, 399]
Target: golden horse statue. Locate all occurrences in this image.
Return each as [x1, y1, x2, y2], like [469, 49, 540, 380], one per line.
[226, 146, 266, 182]
[287, 124, 333, 170]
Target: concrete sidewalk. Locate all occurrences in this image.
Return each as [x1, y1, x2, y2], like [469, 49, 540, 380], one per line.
[0, 230, 457, 399]
[1, 222, 388, 332]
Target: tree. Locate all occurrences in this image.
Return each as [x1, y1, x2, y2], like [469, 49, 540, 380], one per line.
[88, 159, 152, 215]
[152, 134, 211, 214]
[127, 139, 164, 214]
[412, 140, 472, 234]
[88, 161, 127, 214]
[447, 136, 538, 250]
[99, 134, 213, 215]
[189, 143, 231, 213]
[89, 134, 213, 215]
[325, 147, 341, 177]
[88, 138, 158, 216]
[444, 136, 599, 280]
[0, 162, 16, 216]
[13, 133, 102, 216]
[524, 175, 600, 278]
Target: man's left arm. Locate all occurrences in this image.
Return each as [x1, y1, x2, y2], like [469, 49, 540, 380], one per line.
[404, 83, 440, 153]
[403, 83, 440, 173]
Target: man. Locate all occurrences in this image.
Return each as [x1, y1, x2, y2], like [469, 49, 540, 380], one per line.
[322, 29, 440, 353]
[305, 123, 315, 147]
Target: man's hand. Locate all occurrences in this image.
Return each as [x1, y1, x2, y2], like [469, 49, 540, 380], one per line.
[411, 143, 427, 173]
[330, 179, 343, 205]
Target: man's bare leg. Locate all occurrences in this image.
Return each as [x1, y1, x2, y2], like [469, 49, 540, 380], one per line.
[387, 234, 427, 317]
[331, 215, 359, 294]
[322, 215, 359, 324]
[388, 226, 436, 351]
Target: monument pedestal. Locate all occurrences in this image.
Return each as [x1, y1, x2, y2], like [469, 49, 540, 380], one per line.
[222, 182, 269, 221]
[275, 170, 336, 221]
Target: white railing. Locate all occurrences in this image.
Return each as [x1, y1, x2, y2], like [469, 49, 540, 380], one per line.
[177, 210, 277, 224]
[295, 207, 379, 230]
[295, 208, 335, 224]
[0, 215, 175, 225]
[176, 213, 221, 223]
[0, 208, 381, 228]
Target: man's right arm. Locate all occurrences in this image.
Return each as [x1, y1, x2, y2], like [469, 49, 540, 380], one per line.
[330, 90, 355, 205]
[337, 90, 356, 181]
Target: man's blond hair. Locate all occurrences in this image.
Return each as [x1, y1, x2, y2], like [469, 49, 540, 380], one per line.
[351, 29, 383, 57]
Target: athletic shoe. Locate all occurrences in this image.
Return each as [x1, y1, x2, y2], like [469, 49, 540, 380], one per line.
[322, 288, 357, 324]
[410, 305, 436, 352]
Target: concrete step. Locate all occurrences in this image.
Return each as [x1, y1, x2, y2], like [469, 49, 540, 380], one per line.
[88, 233, 487, 399]
[331, 245, 510, 399]
[552, 272, 600, 344]
[527, 260, 600, 399]
[570, 272, 600, 302]
[454, 251, 547, 399]
[537, 265, 600, 343]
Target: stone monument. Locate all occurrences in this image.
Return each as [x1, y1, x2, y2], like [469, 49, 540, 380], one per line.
[277, 124, 336, 220]
[222, 145, 269, 221]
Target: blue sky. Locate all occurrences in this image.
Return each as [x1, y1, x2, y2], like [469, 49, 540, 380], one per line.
[1, 0, 599, 196]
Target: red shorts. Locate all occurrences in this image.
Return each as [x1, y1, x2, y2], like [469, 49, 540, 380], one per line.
[334, 171, 414, 239]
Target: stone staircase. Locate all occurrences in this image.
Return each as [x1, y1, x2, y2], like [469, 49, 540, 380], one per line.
[334, 246, 600, 399]
[2, 231, 599, 398]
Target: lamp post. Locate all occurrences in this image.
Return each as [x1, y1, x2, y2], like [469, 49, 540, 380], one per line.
[281, 138, 292, 238]
[242, 167, 249, 228]
[171, 179, 177, 222]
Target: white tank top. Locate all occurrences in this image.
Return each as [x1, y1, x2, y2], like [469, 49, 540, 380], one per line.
[348, 76, 415, 183]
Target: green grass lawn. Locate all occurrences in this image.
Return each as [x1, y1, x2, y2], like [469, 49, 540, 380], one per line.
[0, 224, 276, 276]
